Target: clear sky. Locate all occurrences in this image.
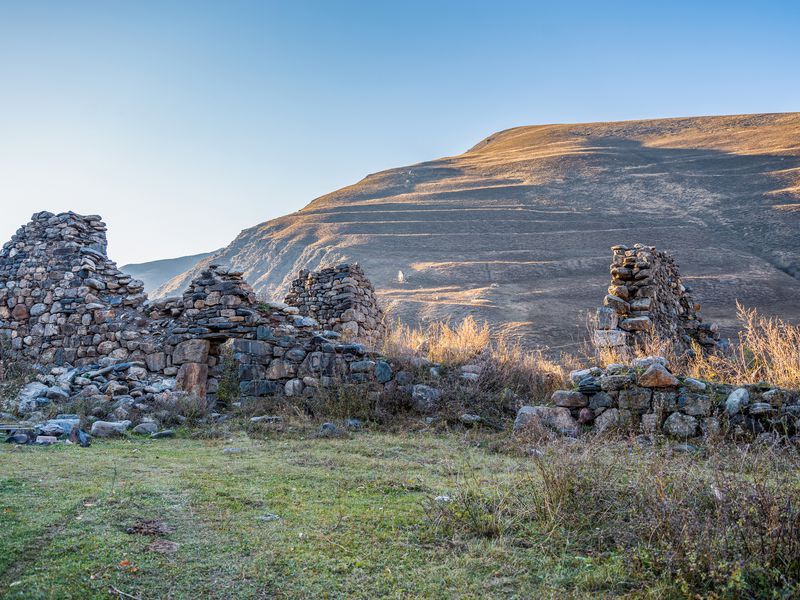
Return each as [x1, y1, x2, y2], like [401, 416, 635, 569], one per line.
[1, 0, 798, 265]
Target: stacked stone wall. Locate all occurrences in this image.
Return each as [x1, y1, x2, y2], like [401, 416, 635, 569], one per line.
[0, 213, 402, 423]
[516, 358, 800, 444]
[593, 244, 719, 356]
[0, 211, 148, 367]
[284, 264, 386, 346]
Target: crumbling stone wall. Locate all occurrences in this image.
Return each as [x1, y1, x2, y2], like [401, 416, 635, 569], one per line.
[516, 358, 800, 444]
[593, 244, 719, 355]
[0, 211, 148, 366]
[0, 213, 400, 419]
[284, 264, 386, 346]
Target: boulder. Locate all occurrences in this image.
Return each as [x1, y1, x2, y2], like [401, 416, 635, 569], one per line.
[618, 387, 652, 412]
[637, 364, 679, 388]
[594, 408, 624, 434]
[662, 412, 698, 438]
[726, 388, 749, 416]
[374, 361, 393, 383]
[551, 390, 588, 408]
[176, 362, 209, 399]
[132, 422, 159, 435]
[411, 385, 442, 413]
[173, 339, 210, 365]
[90, 420, 131, 437]
[513, 405, 579, 436]
[16, 382, 50, 413]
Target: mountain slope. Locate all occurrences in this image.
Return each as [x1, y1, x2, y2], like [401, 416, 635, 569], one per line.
[154, 113, 800, 349]
[122, 250, 218, 293]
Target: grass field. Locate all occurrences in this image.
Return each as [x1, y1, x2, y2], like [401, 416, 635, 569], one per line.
[0, 427, 631, 600]
[1, 426, 798, 599]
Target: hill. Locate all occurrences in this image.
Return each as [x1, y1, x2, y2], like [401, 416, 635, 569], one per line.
[154, 113, 800, 349]
[122, 250, 218, 293]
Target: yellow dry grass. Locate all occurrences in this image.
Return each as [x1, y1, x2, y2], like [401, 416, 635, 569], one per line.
[383, 315, 490, 365]
[588, 303, 800, 389]
[685, 303, 800, 388]
[383, 316, 572, 400]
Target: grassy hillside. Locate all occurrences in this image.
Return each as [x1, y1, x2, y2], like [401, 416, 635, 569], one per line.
[154, 113, 800, 349]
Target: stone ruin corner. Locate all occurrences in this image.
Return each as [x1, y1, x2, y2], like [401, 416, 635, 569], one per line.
[592, 243, 721, 356]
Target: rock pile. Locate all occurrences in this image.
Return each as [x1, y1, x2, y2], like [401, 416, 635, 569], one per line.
[516, 357, 800, 444]
[284, 264, 386, 346]
[593, 244, 720, 356]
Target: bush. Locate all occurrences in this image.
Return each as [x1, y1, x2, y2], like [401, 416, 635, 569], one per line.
[216, 342, 241, 408]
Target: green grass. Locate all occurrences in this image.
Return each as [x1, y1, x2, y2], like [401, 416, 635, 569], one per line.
[0, 428, 636, 599]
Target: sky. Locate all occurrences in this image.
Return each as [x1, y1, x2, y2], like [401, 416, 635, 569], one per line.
[1, 1, 798, 265]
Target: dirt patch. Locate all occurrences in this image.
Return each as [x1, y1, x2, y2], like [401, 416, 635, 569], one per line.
[146, 539, 180, 554]
[125, 519, 175, 537]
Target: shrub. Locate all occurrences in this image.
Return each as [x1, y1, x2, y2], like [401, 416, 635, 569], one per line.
[216, 342, 241, 408]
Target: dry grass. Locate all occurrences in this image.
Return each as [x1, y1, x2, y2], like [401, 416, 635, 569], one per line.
[686, 303, 800, 389]
[587, 304, 800, 389]
[427, 438, 800, 597]
[383, 316, 570, 409]
[383, 315, 490, 365]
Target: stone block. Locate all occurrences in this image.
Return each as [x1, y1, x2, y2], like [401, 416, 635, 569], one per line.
[176, 362, 209, 399]
[173, 339, 211, 365]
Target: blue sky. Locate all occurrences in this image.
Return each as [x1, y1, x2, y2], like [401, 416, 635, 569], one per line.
[1, 0, 798, 264]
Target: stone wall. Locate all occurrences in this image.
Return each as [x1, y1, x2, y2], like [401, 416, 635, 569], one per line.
[0, 213, 401, 422]
[284, 263, 386, 346]
[593, 244, 720, 356]
[0, 211, 148, 366]
[516, 358, 800, 444]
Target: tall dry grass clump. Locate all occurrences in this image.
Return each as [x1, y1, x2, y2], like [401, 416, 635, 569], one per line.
[686, 303, 800, 389]
[587, 303, 800, 389]
[384, 315, 490, 364]
[383, 316, 569, 404]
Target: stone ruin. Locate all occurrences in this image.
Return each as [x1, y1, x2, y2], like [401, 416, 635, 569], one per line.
[0, 212, 396, 428]
[593, 244, 720, 356]
[516, 357, 800, 444]
[285, 264, 387, 346]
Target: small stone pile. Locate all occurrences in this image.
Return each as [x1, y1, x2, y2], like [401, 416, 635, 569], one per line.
[593, 244, 719, 356]
[0, 211, 147, 366]
[284, 264, 387, 346]
[515, 357, 800, 444]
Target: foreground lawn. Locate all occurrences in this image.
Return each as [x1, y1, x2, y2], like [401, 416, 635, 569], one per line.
[0, 428, 639, 599]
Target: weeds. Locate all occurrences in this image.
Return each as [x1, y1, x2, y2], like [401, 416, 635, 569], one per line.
[384, 315, 490, 365]
[426, 439, 800, 598]
[686, 303, 800, 389]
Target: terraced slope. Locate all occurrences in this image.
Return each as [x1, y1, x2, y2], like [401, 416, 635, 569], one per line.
[155, 113, 800, 349]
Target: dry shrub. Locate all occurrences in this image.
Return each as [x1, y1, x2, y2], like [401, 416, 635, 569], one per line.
[310, 381, 377, 420]
[154, 392, 213, 426]
[586, 303, 800, 390]
[481, 338, 572, 402]
[215, 342, 240, 408]
[686, 303, 800, 389]
[427, 441, 800, 597]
